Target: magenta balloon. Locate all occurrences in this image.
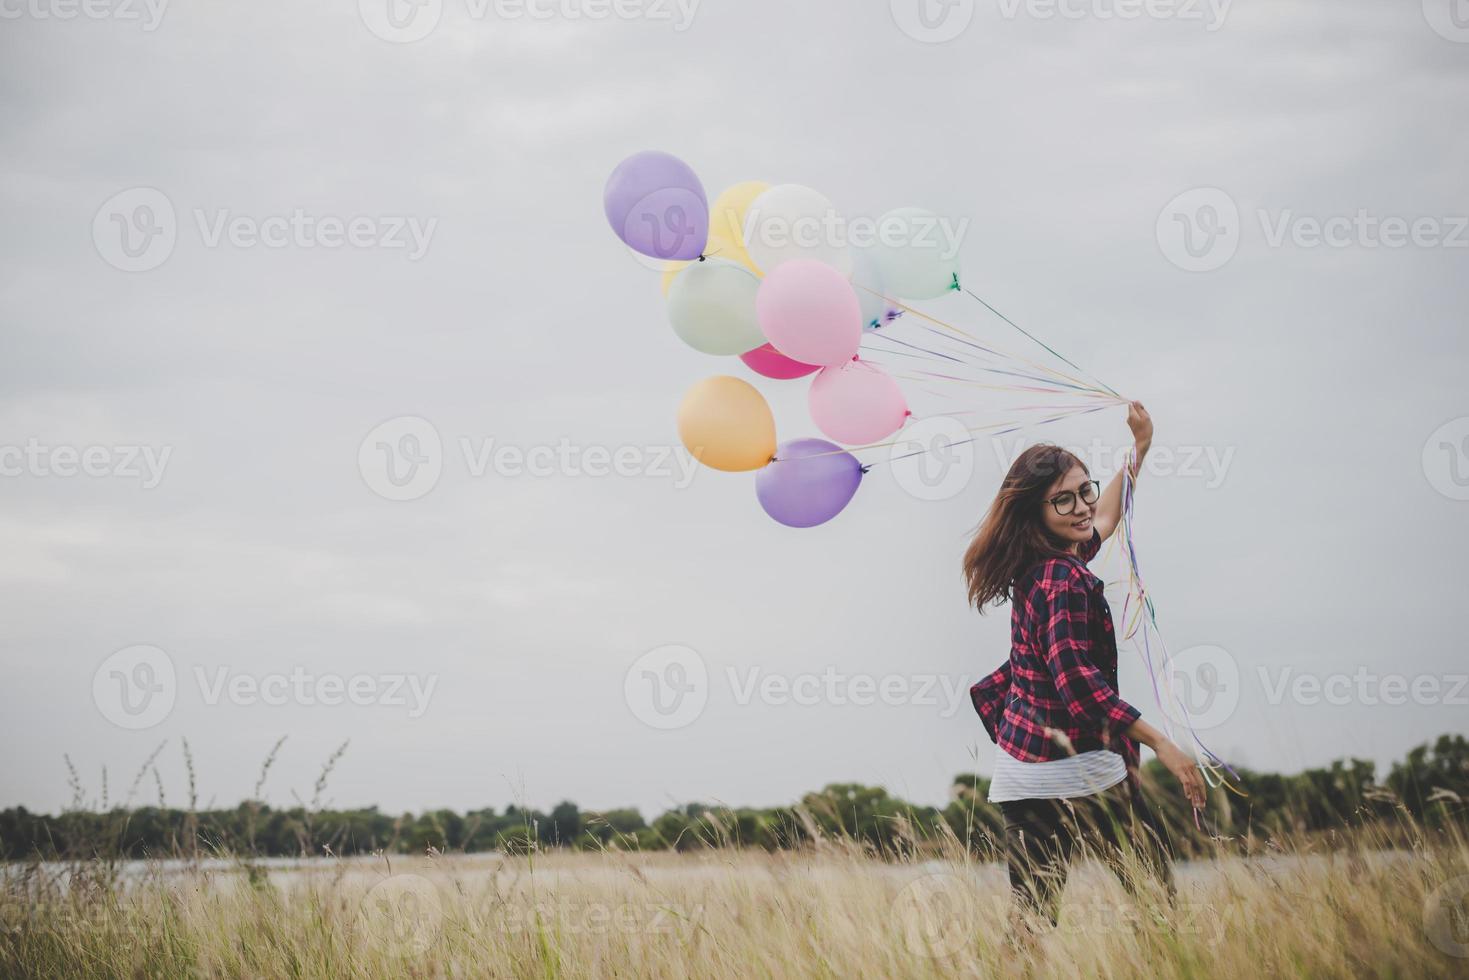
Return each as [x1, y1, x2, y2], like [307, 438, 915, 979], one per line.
[740, 343, 820, 380]
[756, 438, 864, 529]
[755, 259, 862, 367]
[603, 151, 709, 261]
[809, 358, 911, 445]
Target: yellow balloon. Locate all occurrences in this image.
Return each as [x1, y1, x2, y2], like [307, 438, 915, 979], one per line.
[658, 181, 768, 297]
[709, 180, 769, 272]
[677, 375, 777, 473]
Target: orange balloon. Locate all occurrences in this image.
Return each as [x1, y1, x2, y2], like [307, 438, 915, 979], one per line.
[677, 376, 777, 472]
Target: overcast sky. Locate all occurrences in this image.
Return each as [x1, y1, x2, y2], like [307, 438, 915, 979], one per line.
[1, 0, 1466, 821]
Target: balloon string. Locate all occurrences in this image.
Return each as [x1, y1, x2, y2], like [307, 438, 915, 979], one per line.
[858, 331, 967, 366]
[769, 401, 1113, 468]
[960, 288, 1123, 399]
[860, 327, 1119, 402]
[881, 402, 1113, 466]
[852, 283, 1107, 396]
[862, 342, 1108, 395]
[1111, 445, 1245, 799]
[884, 366, 1123, 400]
[902, 321, 1107, 395]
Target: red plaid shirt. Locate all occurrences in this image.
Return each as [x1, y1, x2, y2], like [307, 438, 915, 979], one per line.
[969, 529, 1141, 768]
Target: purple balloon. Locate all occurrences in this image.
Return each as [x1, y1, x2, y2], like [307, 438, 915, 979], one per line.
[756, 438, 864, 529]
[604, 151, 709, 261]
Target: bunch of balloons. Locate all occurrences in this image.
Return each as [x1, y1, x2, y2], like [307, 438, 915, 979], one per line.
[604, 150, 961, 527]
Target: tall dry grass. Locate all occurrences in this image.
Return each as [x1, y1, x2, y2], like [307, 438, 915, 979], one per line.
[3, 809, 1467, 978]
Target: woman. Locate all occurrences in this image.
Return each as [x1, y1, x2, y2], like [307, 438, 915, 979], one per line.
[965, 402, 1205, 929]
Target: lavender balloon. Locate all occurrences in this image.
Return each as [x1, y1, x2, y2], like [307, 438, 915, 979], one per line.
[604, 150, 709, 261]
[756, 438, 864, 529]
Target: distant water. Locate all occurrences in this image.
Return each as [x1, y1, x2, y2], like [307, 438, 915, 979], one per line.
[5, 850, 1411, 896]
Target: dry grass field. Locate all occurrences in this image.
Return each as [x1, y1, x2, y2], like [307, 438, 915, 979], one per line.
[4, 827, 1468, 979]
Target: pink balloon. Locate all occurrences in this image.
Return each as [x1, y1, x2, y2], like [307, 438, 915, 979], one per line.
[809, 358, 911, 445]
[740, 343, 819, 380]
[755, 259, 862, 368]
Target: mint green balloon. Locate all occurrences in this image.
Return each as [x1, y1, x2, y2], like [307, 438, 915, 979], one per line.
[667, 258, 765, 356]
[872, 206, 963, 300]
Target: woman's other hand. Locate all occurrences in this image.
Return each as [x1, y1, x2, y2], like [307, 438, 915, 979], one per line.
[1155, 739, 1206, 809]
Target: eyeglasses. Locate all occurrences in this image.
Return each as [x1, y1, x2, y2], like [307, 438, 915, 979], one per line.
[1045, 480, 1100, 516]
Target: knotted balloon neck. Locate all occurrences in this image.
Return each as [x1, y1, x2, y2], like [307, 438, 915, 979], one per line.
[948, 272, 961, 291]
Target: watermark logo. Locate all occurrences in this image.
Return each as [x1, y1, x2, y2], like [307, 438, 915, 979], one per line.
[360, 0, 700, 42]
[1257, 210, 1468, 250]
[1425, 874, 1469, 957]
[358, 875, 443, 956]
[92, 646, 439, 726]
[93, 187, 177, 273]
[1257, 666, 1467, 708]
[1422, 0, 1469, 43]
[744, 208, 969, 262]
[359, 416, 444, 502]
[727, 667, 972, 716]
[503, 899, 705, 937]
[624, 188, 705, 263]
[1158, 644, 1239, 731]
[893, 872, 973, 958]
[0, 0, 168, 30]
[626, 654, 977, 732]
[93, 187, 437, 271]
[1423, 417, 1469, 501]
[624, 644, 708, 730]
[0, 439, 172, 488]
[358, 0, 444, 42]
[992, 434, 1237, 490]
[1156, 187, 1240, 272]
[889, 416, 976, 501]
[194, 666, 438, 718]
[358, 418, 700, 501]
[995, 0, 1231, 30]
[890, 0, 975, 43]
[93, 645, 176, 730]
[1159, 189, 1469, 271]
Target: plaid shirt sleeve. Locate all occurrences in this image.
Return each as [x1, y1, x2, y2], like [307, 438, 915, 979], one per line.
[968, 660, 1011, 744]
[1036, 571, 1141, 734]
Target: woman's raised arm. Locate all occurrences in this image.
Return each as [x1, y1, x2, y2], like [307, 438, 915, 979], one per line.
[1093, 400, 1152, 542]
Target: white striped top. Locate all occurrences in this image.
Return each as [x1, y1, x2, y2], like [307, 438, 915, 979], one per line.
[986, 746, 1128, 803]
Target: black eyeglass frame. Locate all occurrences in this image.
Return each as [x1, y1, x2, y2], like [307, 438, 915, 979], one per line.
[1044, 480, 1101, 516]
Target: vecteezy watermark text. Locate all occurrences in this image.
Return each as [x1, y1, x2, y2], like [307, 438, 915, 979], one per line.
[93, 187, 437, 272]
[0, 0, 168, 29]
[0, 439, 171, 488]
[890, 0, 1229, 44]
[995, 0, 1230, 30]
[623, 645, 974, 731]
[1258, 667, 1468, 708]
[743, 208, 969, 261]
[358, 0, 703, 44]
[358, 416, 700, 501]
[195, 666, 437, 718]
[1158, 188, 1469, 272]
[92, 645, 439, 729]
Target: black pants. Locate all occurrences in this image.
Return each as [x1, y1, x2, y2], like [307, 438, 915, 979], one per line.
[998, 779, 1176, 926]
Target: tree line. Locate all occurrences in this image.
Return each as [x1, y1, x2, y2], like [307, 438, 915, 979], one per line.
[2, 734, 1464, 862]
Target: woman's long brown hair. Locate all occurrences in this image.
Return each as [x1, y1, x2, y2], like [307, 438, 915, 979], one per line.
[963, 444, 1089, 611]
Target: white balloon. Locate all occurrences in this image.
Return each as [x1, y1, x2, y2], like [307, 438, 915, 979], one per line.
[871, 206, 962, 300]
[667, 258, 765, 356]
[743, 184, 853, 277]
